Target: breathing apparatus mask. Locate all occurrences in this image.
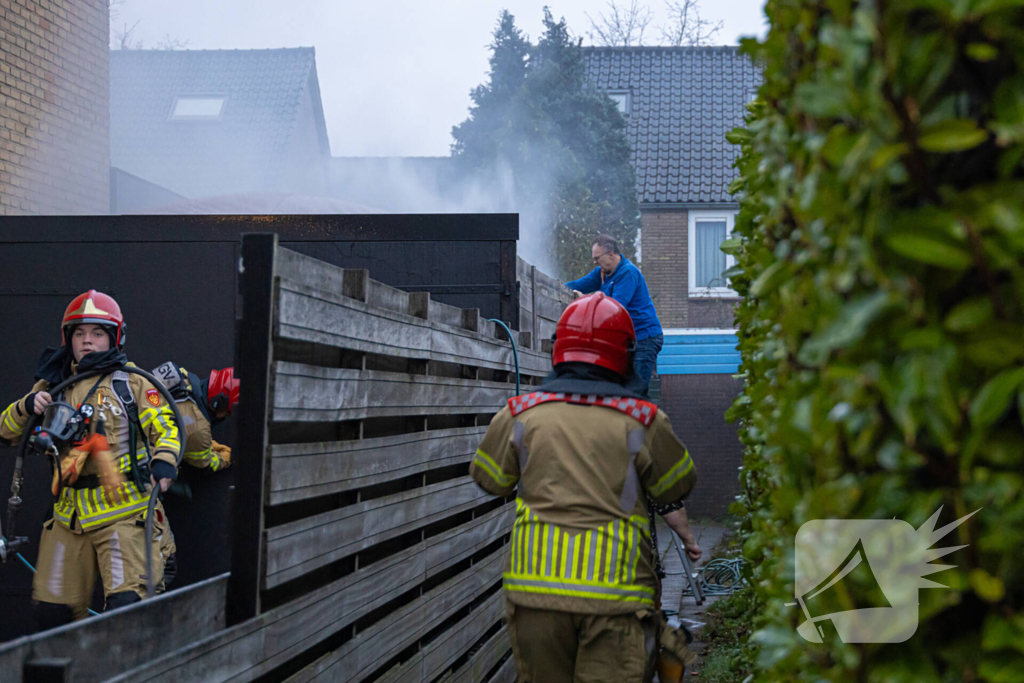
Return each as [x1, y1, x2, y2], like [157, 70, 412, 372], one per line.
[28, 401, 94, 458]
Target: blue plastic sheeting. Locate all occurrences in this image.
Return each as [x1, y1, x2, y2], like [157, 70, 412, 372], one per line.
[663, 334, 737, 345]
[659, 343, 738, 356]
[657, 364, 742, 375]
[657, 332, 739, 375]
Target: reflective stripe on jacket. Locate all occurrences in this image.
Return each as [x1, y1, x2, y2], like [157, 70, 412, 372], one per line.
[470, 393, 696, 615]
[0, 366, 179, 533]
[53, 482, 152, 531]
[503, 498, 655, 606]
[176, 398, 225, 471]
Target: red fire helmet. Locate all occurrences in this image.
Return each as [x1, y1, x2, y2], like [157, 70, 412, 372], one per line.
[208, 367, 240, 415]
[61, 290, 125, 348]
[552, 292, 636, 376]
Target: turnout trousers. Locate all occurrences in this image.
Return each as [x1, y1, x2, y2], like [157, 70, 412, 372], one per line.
[505, 599, 657, 683]
[32, 506, 166, 622]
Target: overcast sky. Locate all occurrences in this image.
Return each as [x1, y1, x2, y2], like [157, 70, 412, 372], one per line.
[111, 0, 768, 157]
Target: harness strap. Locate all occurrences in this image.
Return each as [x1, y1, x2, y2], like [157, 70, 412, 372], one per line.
[112, 373, 147, 493]
[186, 370, 211, 422]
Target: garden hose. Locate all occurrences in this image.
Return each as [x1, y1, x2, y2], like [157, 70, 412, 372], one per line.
[677, 558, 747, 596]
[488, 319, 521, 396]
[15, 551, 99, 616]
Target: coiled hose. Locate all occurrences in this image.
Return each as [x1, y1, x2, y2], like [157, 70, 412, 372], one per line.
[13, 366, 185, 602]
[677, 557, 747, 596]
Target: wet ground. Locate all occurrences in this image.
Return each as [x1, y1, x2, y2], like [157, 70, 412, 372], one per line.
[654, 518, 733, 681]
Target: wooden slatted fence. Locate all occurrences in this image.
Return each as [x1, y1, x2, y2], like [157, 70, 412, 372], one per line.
[221, 233, 548, 682]
[516, 257, 572, 349]
[241, 235, 547, 682]
[0, 233, 563, 683]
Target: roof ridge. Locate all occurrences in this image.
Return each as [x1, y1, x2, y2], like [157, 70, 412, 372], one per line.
[580, 45, 741, 52]
[110, 46, 316, 55]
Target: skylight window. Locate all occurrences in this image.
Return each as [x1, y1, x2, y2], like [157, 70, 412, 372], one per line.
[170, 96, 226, 120]
[607, 90, 631, 116]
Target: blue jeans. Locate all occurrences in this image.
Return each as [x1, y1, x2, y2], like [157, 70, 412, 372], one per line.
[633, 334, 664, 398]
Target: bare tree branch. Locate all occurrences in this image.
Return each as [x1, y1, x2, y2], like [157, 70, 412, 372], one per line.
[585, 0, 654, 47]
[113, 19, 143, 50]
[154, 34, 191, 50]
[109, 0, 189, 50]
[659, 0, 723, 46]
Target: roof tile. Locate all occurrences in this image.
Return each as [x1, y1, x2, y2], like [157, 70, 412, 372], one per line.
[110, 48, 324, 198]
[583, 46, 760, 205]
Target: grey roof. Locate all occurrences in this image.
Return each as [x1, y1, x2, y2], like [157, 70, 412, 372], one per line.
[111, 48, 331, 197]
[582, 46, 760, 205]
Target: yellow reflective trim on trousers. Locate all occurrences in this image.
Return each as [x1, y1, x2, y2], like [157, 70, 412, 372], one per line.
[648, 451, 694, 497]
[473, 449, 516, 488]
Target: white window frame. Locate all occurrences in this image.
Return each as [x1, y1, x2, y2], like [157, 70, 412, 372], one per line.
[606, 89, 631, 116]
[688, 209, 739, 297]
[169, 96, 227, 121]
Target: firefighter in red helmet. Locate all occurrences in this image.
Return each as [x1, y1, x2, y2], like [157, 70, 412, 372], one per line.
[0, 291, 180, 628]
[150, 363, 238, 474]
[207, 367, 240, 422]
[146, 362, 238, 591]
[469, 293, 698, 683]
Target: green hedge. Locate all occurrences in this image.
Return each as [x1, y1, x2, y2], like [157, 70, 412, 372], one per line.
[725, 0, 1024, 681]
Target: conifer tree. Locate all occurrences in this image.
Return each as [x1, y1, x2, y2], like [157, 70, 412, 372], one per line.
[452, 9, 639, 278]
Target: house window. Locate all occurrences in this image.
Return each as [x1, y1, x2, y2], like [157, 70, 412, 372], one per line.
[688, 210, 738, 296]
[607, 90, 631, 116]
[170, 96, 226, 120]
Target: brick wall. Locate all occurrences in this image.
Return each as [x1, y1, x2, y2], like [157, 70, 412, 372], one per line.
[659, 373, 744, 518]
[640, 207, 687, 327]
[1, 0, 109, 215]
[688, 297, 741, 328]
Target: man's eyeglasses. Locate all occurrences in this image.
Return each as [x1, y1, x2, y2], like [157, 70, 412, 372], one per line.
[593, 251, 612, 263]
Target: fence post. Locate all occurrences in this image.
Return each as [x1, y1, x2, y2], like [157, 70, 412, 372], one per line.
[530, 264, 539, 348]
[228, 232, 278, 625]
[499, 239, 519, 330]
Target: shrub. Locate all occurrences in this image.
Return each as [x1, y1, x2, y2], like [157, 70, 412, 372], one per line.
[725, 0, 1024, 680]
[699, 586, 760, 683]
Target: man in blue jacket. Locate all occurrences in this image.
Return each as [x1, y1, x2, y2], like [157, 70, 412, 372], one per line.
[564, 234, 664, 396]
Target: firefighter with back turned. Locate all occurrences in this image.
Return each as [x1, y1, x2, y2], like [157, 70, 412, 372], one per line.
[469, 292, 698, 682]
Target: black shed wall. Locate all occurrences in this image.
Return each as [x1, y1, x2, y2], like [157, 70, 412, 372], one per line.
[0, 213, 517, 641]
